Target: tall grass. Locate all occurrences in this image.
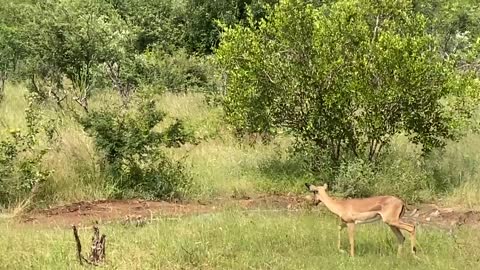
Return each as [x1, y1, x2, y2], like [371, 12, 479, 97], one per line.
[2, 83, 480, 208]
[0, 210, 479, 269]
[40, 127, 112, 204]
[0, 83, 28, 134]
[0, 84, 111, 207]
[158, 92, 225, 140]
[159, 93, 312, 198]
[436, 133, 480, 208]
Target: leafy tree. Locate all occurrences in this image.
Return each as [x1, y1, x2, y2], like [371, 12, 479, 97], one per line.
[23, 0, 135, 111]
[415, 0, 480, 59]
[109, 0, 185, 53]
[217, 0, 478, 164]
[0, 2, 29, 101]
[184, 0, 279, 54]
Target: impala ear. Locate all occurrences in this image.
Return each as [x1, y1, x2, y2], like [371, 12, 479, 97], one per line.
[304, 183, 311, 189]
[323, 183, 328, 190]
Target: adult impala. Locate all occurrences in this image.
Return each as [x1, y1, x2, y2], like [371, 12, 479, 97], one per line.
[305, 183, 417, 257]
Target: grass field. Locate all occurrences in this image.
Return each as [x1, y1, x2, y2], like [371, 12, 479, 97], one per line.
[1, 210, 479, 270]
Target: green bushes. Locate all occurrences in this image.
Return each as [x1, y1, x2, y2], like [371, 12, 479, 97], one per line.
[0, 94, 52, 207]
[143, 48, 220, 94]
[215, 0, 480, 202]
[1, 0, 480, 209]
[80, 93, 192, 199]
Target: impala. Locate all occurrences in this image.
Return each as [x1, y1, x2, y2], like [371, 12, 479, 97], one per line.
[305, 183, 417, 257]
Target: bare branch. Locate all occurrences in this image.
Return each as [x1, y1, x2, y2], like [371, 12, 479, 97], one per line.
[72, 225, 85, 266]
[73, 96, 89, 113]
[372, 15, 380, 43]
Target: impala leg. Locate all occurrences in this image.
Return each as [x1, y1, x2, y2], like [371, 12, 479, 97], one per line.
[338, 221, 346, 252]
[389, 221, 416, 255]
[389, 225, 405, 256]
[347, 223, 355, 257]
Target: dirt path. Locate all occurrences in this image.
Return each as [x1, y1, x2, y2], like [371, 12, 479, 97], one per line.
[18, 195, 480, 230]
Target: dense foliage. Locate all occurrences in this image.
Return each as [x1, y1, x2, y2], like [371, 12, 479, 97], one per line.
[217, 0, 479, 163]
[80, 94, 192, 199]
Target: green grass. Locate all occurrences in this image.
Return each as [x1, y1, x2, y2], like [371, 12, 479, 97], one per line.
[159, 92, 312, 199]
[424, 132, 480, 209]
[0, 83, 28, 134]
[1, 210, 479, 269]
[167, 136, 311, 199]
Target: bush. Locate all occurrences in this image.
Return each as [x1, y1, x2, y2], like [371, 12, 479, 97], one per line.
[110, 0, 185, 53]
[80, 92, 192, 199]
[332, 159, 375, 198]
[183, 0, 279, 54]
[292, 135, 435, 202]
[143, 48, 220, 94]
[0, 94, 52, 207]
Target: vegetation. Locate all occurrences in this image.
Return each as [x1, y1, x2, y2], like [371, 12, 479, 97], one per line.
[217, 0, 478, 159]
[0, 0, 479, 214]
[1, 0, 480, 267]
[80, 93, 192, 199]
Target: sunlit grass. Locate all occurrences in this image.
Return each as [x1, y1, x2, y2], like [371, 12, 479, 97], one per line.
[0, 83, 28, 134]
[433, 133, 480, 209]
[0, 210, 478, 269]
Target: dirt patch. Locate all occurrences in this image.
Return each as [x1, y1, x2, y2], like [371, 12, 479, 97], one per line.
[20, 199, 216, 227]
[17, 195, 480, 229]
[19, 195, 304, 227]
[408, 204, 480, 230]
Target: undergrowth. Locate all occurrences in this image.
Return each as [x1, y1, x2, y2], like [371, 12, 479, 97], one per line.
[1, 84, 480, 208]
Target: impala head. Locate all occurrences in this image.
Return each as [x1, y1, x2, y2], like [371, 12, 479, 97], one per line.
[304, 183, 328, 205]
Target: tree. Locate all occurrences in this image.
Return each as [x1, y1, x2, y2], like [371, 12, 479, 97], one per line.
[415, 0, 480, 60]
[184, 0, 279, 54]
[23, 0, 136, 111]
[0, 2, 29, 101]
[109, 0, 185, 53]
[216, 0, 478, 163]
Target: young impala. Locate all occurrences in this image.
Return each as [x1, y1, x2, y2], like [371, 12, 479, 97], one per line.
[305, 183, 417, 257]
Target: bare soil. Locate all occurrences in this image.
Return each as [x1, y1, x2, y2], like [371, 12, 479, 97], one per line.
[17, 195, 480, 230]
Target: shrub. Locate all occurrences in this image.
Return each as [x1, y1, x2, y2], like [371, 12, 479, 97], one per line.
[292, 135, 434, 202]
[143, 48, 220, 94]
[80, 92, 192, 199]
[0, 93, 52, 207]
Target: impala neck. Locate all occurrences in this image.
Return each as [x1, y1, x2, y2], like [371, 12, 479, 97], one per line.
[318, 189, 343, 217]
